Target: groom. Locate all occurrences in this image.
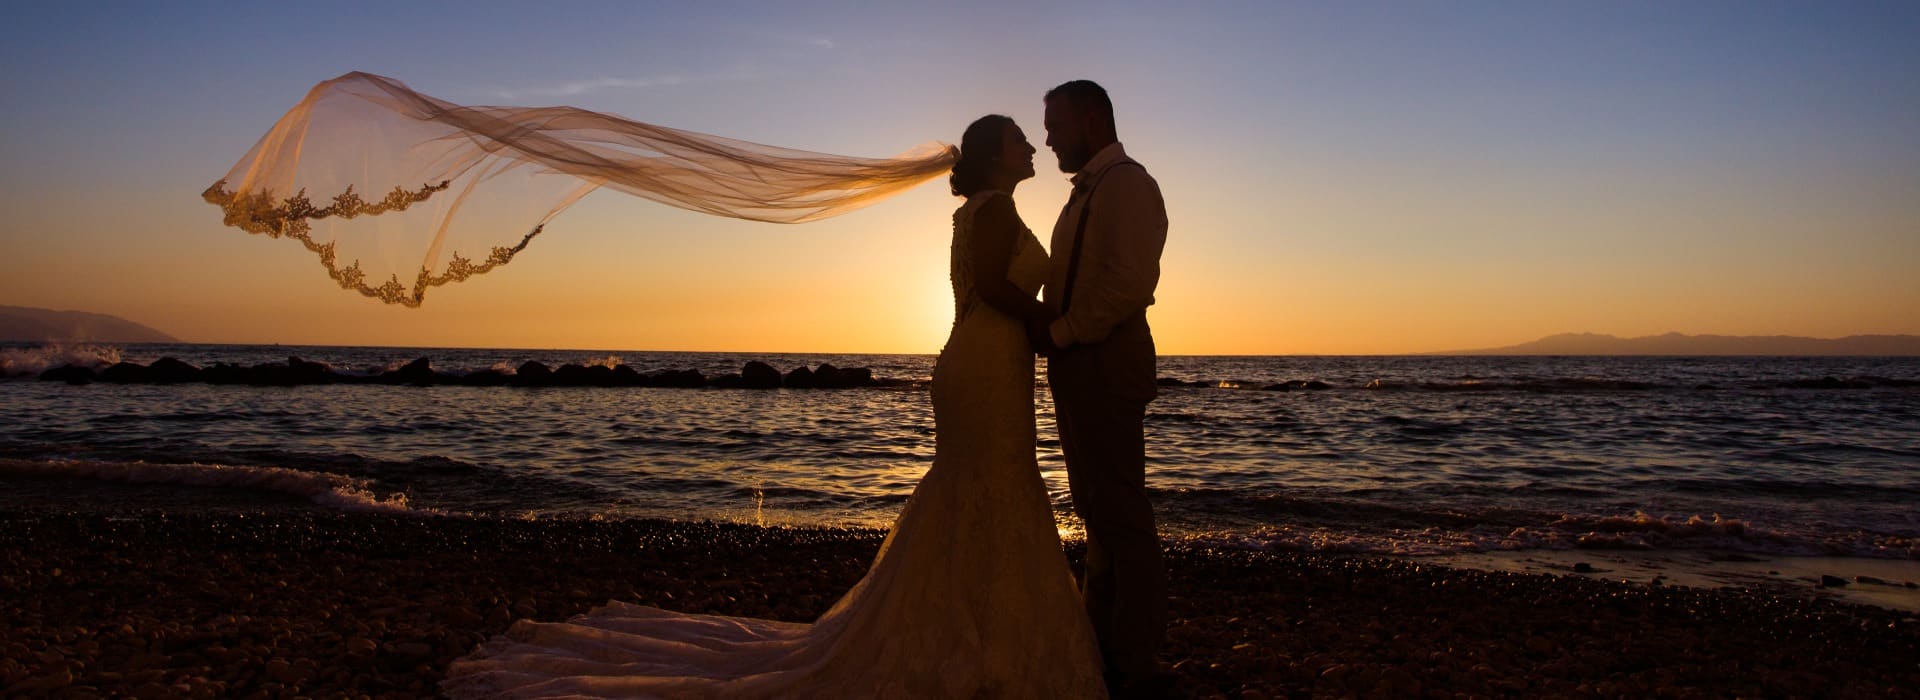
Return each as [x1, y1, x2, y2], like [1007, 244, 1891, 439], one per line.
[1028, 80, 1169, 693]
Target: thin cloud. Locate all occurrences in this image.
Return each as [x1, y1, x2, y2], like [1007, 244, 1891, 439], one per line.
[484, 75, 698, 100]
[753, 30, 837, 51]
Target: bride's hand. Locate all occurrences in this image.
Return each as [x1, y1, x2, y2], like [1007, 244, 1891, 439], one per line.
[1025, 318, 1061, 356]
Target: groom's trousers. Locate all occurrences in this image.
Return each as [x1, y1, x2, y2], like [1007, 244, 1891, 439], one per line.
[1047, 312, 1166, 677]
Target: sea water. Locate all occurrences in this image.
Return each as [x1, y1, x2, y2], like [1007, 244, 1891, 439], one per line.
[3, 343, 1915, 564]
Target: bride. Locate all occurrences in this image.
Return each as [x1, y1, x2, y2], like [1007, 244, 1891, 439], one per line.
[440, 115, 1107, 698]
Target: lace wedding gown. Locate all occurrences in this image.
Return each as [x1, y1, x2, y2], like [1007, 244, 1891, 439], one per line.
[442, 191, 1107, 698]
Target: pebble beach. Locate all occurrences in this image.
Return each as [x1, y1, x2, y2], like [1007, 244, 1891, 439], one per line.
[3, 482, 1917, 699]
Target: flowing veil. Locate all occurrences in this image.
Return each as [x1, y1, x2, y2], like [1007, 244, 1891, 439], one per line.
[203, 72, 957, 306]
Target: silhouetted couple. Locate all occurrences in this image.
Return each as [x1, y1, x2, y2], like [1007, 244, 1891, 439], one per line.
[447, 80, 1170, 699]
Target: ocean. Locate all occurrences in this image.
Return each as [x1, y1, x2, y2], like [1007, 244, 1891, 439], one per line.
[3, 343, 1916, 563]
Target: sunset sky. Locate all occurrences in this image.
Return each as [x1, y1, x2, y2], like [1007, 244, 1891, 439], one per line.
[2, 1, 1915, 354]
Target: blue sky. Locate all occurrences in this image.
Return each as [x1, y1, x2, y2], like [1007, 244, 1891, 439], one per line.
[2, 1, 1915, 352]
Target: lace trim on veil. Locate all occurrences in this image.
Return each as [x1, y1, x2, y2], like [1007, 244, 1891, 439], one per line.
[200, 179, 544, 307]
[205, 71, 956, 306]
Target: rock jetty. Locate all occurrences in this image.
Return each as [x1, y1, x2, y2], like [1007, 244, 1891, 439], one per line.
[35, 358, 892, 390]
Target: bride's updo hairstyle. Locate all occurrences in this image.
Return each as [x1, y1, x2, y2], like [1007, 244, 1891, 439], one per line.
[949, 114, 1015, 197]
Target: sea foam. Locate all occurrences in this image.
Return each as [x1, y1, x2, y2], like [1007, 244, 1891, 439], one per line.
[1180, 510, 1916, 559]
[0, 344, 123, 378]
[0, 457, 446, 516]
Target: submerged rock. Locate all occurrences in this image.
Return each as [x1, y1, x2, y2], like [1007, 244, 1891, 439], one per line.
[512, 361, 554, 387]
[38, 364, 95, 385]
[611, 365, 646, 387]
[287, 356, 335, 384]
[146, 357, 202, 383]
[741, 361, 782, 389]
[462, 370, 511, 387]
[380, 357, 443, 386]
[100, 362, 149, 383]
[28, 355, 888, 392]
[652, 369, 705, 388]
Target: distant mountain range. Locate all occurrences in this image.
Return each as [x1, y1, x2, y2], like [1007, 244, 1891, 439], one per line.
[0, 306, 178, 343]
[1442, 332, 1920, 356]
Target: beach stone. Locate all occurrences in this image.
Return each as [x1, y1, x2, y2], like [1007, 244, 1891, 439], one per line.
[264, 659, 303, 684]
[741, 361, 782, 389]
[1525, 636, 1556, 655]
[443, 607, 483, 627]
[386, 641, 433, 660]
[1573, 562, 1594, 573]
[485, 605, 512, 627]
[14, 667, 74, 693]
[124, 652, 167, 671]
[1819, 575, 1847, 588]
[783, 366, 816, 388]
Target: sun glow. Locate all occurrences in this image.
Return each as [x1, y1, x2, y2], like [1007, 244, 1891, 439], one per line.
[0, 6, 1915, 354]
[919, 280, 957, 350]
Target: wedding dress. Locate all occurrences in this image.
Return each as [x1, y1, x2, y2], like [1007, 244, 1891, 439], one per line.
[441, 191, 1107, 698]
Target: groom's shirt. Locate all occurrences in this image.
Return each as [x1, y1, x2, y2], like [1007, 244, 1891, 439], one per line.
[1045, 143, 1169, 349]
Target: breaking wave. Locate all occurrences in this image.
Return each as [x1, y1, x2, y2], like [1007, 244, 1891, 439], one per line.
[1181, 511, 1916, 559]
[0, 457, 447, 516]
[0, 344, 123, 378]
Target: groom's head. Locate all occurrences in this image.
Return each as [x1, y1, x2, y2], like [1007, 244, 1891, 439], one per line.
[1044, 80, 1116, 174]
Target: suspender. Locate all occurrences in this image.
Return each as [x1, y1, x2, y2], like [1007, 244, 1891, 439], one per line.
[1059, 161, 1142, 315]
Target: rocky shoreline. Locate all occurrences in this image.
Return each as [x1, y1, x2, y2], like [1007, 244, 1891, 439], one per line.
[23, 355, 1914, 393]
[3, 505, 1916, 699]
[33, 357, 890, 389]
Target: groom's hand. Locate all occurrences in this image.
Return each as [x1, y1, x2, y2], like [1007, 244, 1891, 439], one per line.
[1026, 318, 1061, 356]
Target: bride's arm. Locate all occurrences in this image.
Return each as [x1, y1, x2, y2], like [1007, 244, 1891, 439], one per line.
[968, 195, 1052, 322]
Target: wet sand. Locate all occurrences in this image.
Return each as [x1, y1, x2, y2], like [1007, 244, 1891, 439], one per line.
[1428, 549, 1920, 614]
[2, 487, 1917, 698]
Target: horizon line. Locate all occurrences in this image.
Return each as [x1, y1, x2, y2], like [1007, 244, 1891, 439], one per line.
[6, 338, 1919, 359]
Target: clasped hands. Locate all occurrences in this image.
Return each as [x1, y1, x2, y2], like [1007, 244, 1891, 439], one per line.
[1025, 317, 1062, 357]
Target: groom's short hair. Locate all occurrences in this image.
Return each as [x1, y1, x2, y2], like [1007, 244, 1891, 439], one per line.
[1046, 80, 1115, 136]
